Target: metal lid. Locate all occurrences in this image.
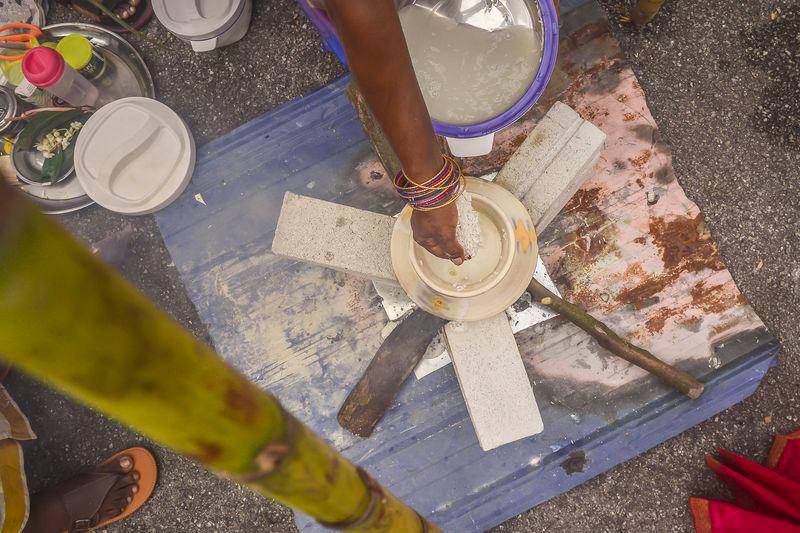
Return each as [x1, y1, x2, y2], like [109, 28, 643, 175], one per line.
[152, 0, 244, 40]
[74, 97, 196, 214]
[0, 86, 18, 132]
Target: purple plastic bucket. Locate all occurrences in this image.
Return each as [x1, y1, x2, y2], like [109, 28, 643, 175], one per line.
[298, 0, 559, 141]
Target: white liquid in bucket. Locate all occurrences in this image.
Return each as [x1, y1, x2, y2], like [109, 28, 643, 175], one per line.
[400, 3, 542, 126]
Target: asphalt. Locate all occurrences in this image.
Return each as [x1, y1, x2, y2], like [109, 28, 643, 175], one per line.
[7, 0, 798, 531]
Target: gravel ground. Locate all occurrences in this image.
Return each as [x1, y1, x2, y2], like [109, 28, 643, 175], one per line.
[6, 0, 798, 532]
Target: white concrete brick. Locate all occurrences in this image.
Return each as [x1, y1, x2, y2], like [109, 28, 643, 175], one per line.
[495, 102, 582, 199]
[494, 102, 606, 233]
[271, 192, 398, 284]
[444, 314, 543, 451]
[523, 120, 606, 233]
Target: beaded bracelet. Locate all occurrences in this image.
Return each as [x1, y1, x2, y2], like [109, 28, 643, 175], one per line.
[394, 155, 465, 211]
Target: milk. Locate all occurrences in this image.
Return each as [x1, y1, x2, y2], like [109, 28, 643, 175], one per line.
[399, 3, 542, 126]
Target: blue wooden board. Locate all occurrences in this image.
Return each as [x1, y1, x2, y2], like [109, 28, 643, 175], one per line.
[155, 4, 780, 530]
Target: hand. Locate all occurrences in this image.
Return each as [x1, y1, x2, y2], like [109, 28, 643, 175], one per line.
[411, 204, 466, 265]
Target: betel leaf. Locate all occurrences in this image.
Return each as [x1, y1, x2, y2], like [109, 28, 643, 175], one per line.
[15, 110, 86, 151]
[42, 150, 65, 185]
[40, 118, 86, 185]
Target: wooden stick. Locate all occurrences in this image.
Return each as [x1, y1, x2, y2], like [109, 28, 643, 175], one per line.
[345, 81, 402, 177]
[528, 278, 704, 399]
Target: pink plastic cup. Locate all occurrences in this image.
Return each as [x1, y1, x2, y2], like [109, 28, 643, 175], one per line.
[22, 47, 99, 107]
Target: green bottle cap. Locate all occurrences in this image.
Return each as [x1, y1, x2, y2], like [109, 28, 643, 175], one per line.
[56, 34, 94, 70]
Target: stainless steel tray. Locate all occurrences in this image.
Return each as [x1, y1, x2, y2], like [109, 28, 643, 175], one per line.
[13, 23, 155, 214]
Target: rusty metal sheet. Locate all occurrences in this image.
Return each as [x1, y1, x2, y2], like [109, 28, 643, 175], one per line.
[460, 6, 770, 412]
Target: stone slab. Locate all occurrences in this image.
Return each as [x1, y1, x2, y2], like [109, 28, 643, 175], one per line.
[410, 255, 561, 379]
[495, 102, 606, 233]
[523, 120, 606, 233]
[272, 192, 398, 284]
[495, 102, 583, 199]
[444, 314, 544, 451]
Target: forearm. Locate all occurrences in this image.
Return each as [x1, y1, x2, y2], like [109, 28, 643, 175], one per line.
[324, 0, 442, 180]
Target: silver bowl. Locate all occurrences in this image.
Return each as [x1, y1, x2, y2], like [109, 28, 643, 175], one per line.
[11, 142, 75, 187]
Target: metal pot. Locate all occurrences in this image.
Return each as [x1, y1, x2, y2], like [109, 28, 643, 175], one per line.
[11, 138, 76, 187]
[0, 86, 29, 137]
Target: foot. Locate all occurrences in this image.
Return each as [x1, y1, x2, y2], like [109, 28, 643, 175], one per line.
[24, 455, 140, 533]
[114, 0, 142, 20]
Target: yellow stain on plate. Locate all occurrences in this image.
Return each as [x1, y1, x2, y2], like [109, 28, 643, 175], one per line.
[514, 219, 535, 253]
[432, 296, 449, 312]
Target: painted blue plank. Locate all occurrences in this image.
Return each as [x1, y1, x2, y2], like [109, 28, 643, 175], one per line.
[155, 4, 780, 530]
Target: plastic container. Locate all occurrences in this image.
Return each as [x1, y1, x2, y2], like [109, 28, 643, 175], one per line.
[74, 97, 196, 214]
[152, 0, 253, 53]
[21, 46, 99, 107]
[56, 34, 107, 81]
[298, 0, 559, 157]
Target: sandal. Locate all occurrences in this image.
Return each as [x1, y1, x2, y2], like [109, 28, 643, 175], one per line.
[58, 447, 157, 532]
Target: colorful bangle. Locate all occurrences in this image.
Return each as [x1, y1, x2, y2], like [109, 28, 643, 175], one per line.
[394, 155, 465, 211]
[410, 177, 465, 211]
[394, 157, 452, 191]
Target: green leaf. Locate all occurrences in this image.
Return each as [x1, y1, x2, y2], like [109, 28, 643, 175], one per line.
[42, 151, 65, 185]
[15, 110, 85, 151]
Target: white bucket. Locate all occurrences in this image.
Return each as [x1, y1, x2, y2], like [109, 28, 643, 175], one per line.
[152, 0, 253, 53]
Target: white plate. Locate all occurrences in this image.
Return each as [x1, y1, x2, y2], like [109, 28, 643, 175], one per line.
[391, 177, 538, 321]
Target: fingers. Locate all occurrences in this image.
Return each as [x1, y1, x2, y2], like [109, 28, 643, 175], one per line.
[416, 239, 450, 260]
[416, 237, 466, 264]
[443, 239, 466, 265]
[439, 225, 466, 265]
[410, 206, 468, 264]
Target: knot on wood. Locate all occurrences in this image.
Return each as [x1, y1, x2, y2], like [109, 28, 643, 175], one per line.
[232, 416, 298, 483]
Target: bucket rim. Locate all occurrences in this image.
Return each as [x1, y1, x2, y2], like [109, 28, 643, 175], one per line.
[299, 0, 560, 139]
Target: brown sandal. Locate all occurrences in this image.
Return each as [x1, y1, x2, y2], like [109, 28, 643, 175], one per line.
[59, 447, 157, 532]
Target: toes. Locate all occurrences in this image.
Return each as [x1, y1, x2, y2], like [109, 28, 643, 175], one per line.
[120, 483, 138, 499]
[108, 472, 139, 502]
[118, 456, 133, 472]
[115, 472, 139, 489]
[110, 495, 133, 507]
[98, 455, 133, 475]
[104, 507, 123, 519]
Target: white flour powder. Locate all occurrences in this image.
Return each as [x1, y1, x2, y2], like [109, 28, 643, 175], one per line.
[456, 192, 482, 259]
